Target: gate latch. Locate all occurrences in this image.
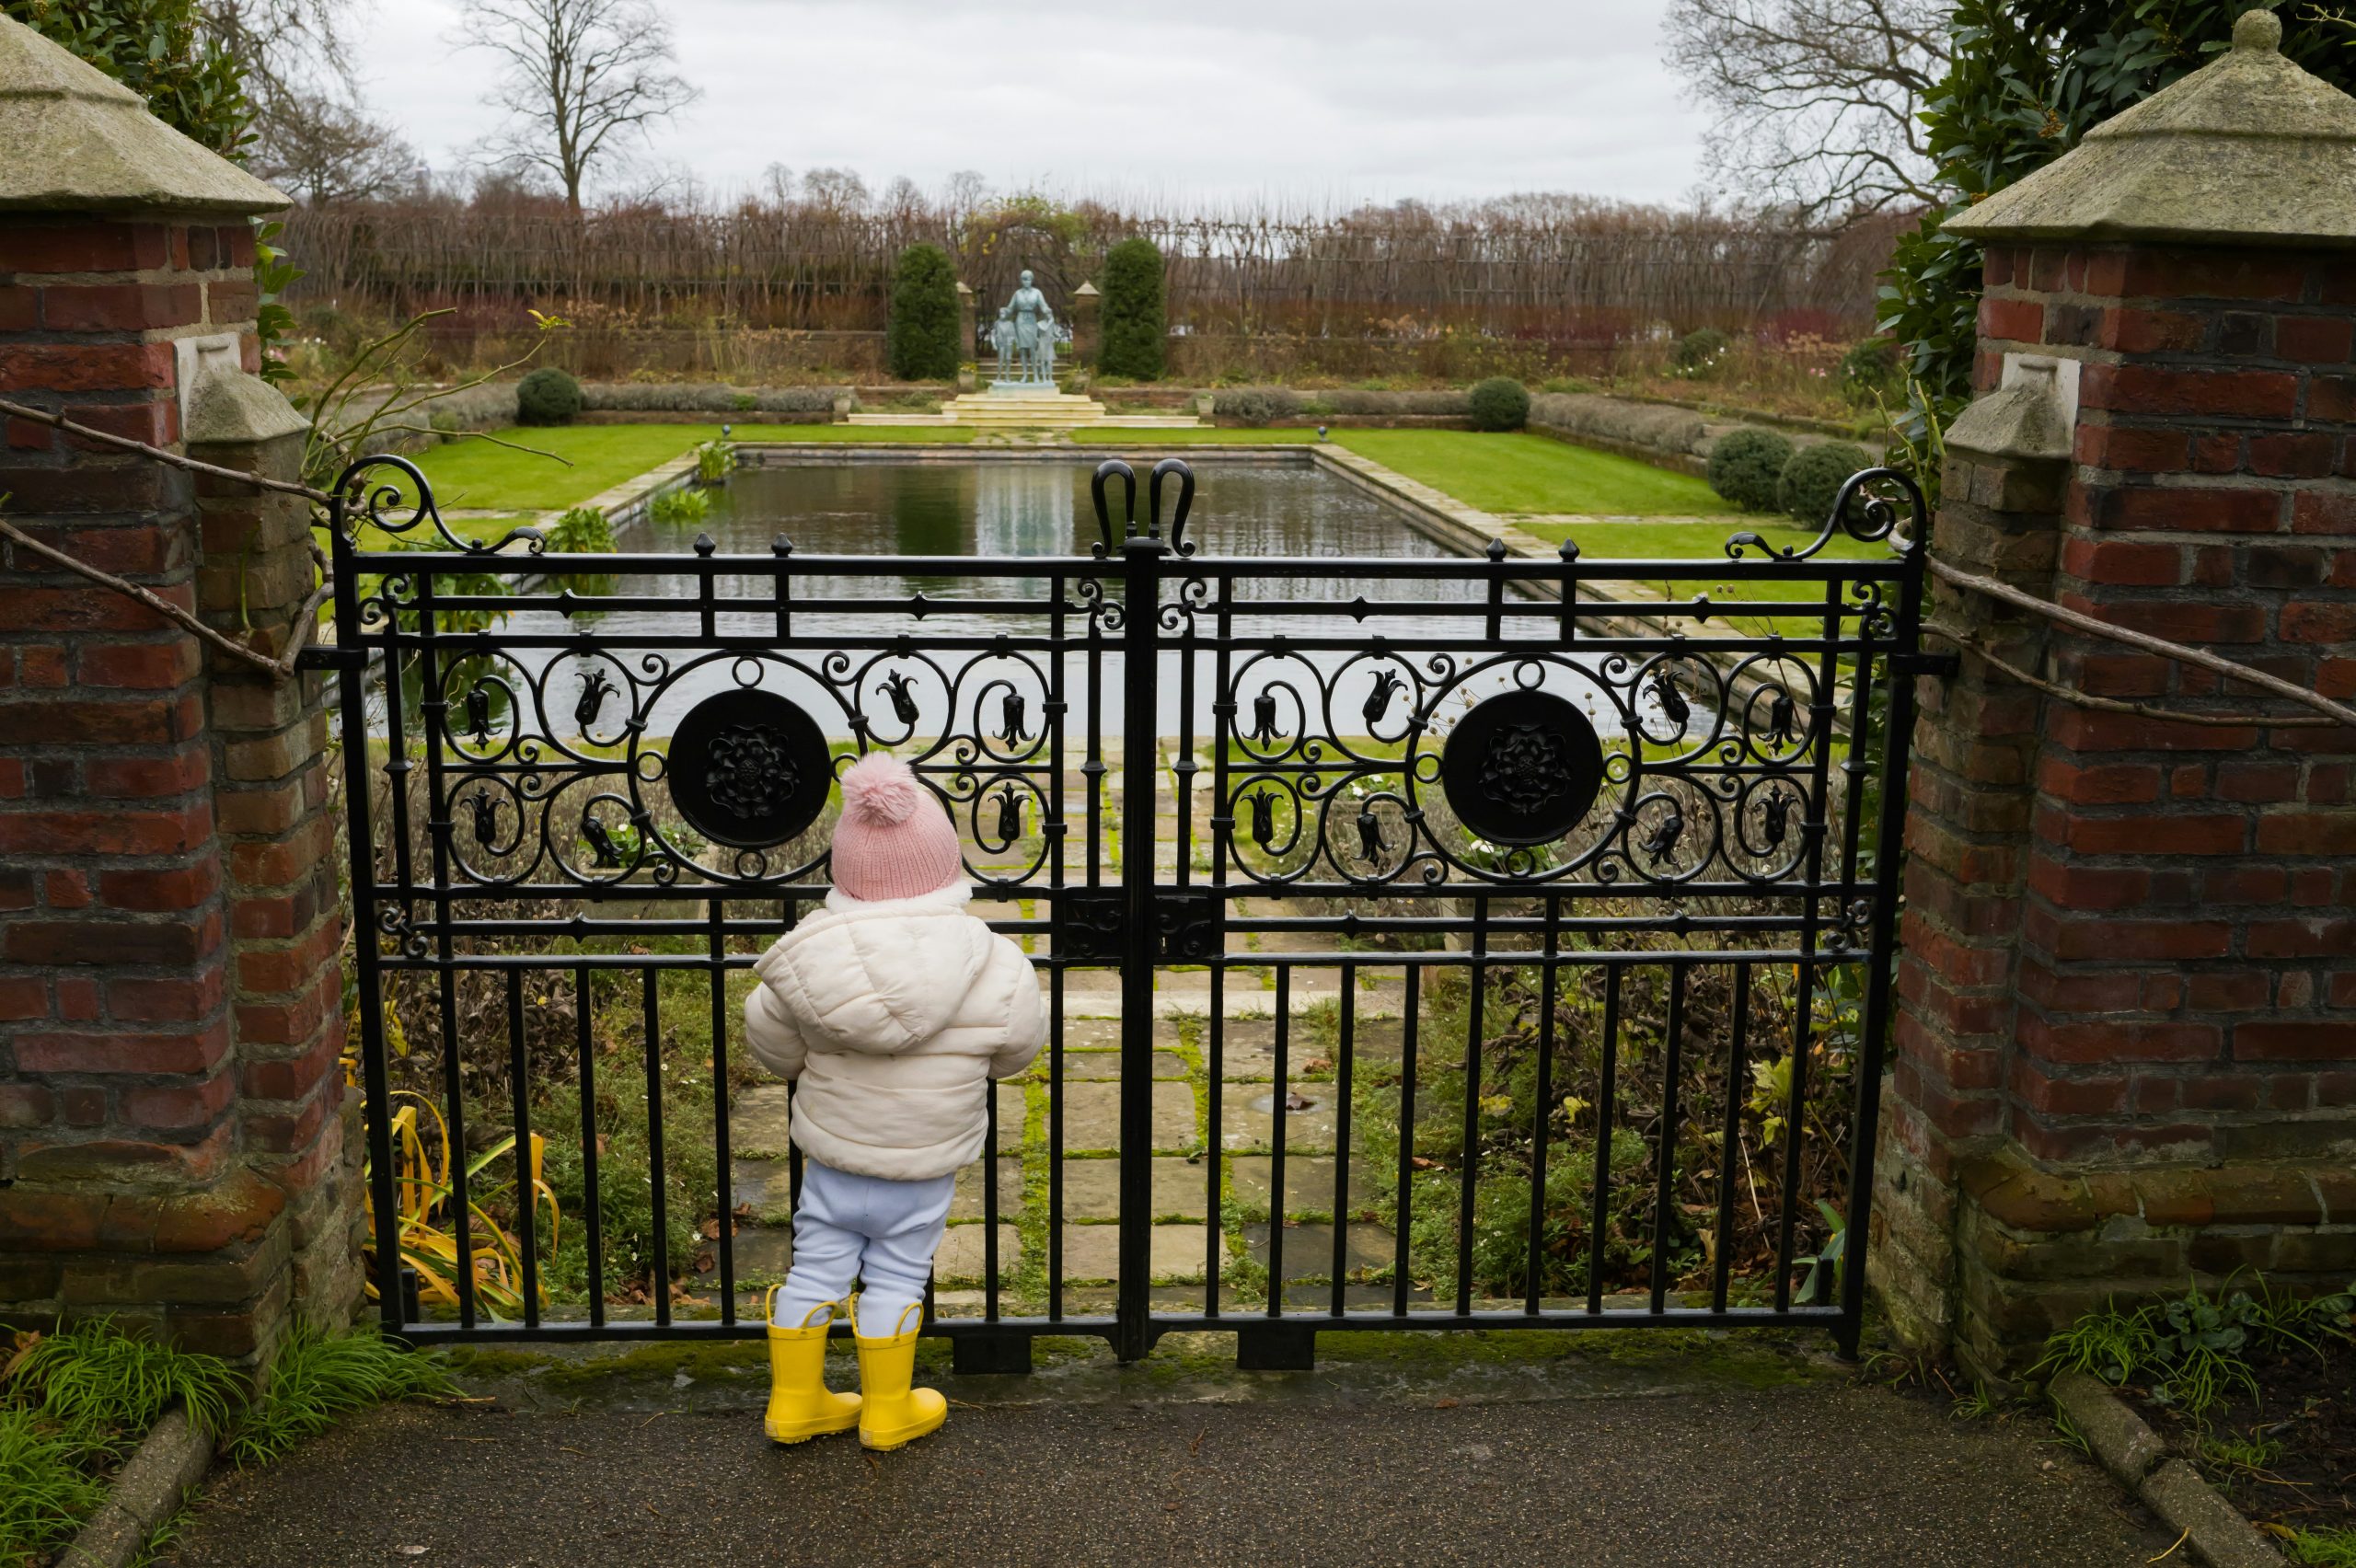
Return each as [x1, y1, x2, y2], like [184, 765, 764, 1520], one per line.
[1057, 890, 1222, 962]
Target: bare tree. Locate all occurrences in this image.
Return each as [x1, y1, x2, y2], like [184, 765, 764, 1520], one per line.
[200, 0, 357, 118]
[1663, 0, 1949, 217]
[450, 0, 699, 216]
[800, 167, 870, 213]
[251, 93, 423, 206]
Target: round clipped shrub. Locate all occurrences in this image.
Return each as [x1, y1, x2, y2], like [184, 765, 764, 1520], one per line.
[1838, 337, 1902, 409]
[1705, 427, 1793, 513]
[1467, 376, 1530, 432]
[885, 242, 961, 381]
[1099, 236, 1166, 380]
[1672, 328, 1729, 377]
[515, 367, 582, 426]
[1778, 440, 1876, 526]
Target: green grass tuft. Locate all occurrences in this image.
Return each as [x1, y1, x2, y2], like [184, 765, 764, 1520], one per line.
[13, 1320, 244, 1448]
[0, 1405, 110, 1565]
[225, 1325, 455, 1468]
[2288, 1527, 2356, 1568]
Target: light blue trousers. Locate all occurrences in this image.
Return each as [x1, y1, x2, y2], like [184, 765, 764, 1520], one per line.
[771, 1160, 953, 1338]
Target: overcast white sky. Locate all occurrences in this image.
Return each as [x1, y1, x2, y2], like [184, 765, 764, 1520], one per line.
[352, 0, 1714, 208]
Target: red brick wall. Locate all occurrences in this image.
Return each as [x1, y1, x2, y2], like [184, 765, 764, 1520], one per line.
[1970, 241, 2356, 1162]
[0, 213, 353, 1357]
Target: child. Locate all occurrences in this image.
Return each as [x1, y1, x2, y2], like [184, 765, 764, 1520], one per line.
[743, 753, 1045, 1450]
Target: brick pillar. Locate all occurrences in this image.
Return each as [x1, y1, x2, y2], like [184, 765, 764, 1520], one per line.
[1872, 363, 2072, 1355]
[187, 369, 364, 1332]
[1875, 11, 2356, 1378]
[0, 16, 350, 1363]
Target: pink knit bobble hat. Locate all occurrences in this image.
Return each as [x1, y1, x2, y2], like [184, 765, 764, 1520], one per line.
[830, 754, 964, 901]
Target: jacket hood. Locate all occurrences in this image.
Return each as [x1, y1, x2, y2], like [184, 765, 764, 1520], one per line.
[751, 883, 991, 1055]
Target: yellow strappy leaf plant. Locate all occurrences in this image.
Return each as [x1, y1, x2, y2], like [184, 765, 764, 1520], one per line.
[363, 1091, 560, 1320]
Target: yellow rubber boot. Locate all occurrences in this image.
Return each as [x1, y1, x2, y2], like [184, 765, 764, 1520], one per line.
[853, 1301, 946, 1452]
[763, 1290, 860, 1445]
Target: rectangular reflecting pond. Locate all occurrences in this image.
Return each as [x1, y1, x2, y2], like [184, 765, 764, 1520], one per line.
[502, 457, 1519, 738]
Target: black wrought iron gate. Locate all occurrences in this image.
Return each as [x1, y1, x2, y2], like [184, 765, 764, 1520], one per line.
[321, 452, 1929, 1368]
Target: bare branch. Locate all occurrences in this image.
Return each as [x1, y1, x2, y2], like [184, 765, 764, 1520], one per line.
[1664, 0, 1949, 217]
[0, 516, 327, 680]
[0, 397, 329, 504]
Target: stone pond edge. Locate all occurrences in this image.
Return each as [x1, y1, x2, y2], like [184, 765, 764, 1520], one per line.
[57, 1404, 214, 1568]
[2049, 1370, 2284, 1568]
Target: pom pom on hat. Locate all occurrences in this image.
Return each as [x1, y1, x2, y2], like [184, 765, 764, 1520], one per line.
[840, 753, 927, 826]
[830, 753, 963, 901]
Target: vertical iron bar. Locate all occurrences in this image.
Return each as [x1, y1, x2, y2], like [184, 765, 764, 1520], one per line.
[1649, 964, 1687, 1314]
[707, 899, 735, 1325]
[1839, 543, 1928, 1354]
[1114, 533, 1164, 1362]
[412, 575, 475, 1330]
[506, 971, 538, 1331]
[642, 968, 670, 1328]
[1586, 966, 1623, 1315]
[782, 894, 803, 1215]
[1455, 900, 1489, 1318]
[1048, 963, 1064, 1323]
[1207, 588, 1233, 1319]
[576, 964, 605, 1330]
[1085, 577, 1104, 888]
[1269, 963, 1289, 1318]
[332, 525, 403, 1337]
[1207, 965, 1224, 1315]
[378, 628, 415, 932]
[984, 1070, 999, 1321]
[1331, 963, 1355, 1318]
[1776, 574, 1846, 1312]
[1045, 571, 1065, 1326]
[772, 535, 791, 641]
[1392, 964, 1420, 1318]
[1712, 963, 1750, 1314]
[1524, 898, 1560, 1316]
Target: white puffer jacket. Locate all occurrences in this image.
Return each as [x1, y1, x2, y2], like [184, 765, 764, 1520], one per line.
[742, 884, 1045, 1182]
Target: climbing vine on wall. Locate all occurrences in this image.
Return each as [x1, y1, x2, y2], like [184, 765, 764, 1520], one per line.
[1879, 2, 2356, 441]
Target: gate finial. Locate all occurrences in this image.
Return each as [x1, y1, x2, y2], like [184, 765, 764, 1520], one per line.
[1148, 457, 1195, 555]
[1089, 459, 1137, 558]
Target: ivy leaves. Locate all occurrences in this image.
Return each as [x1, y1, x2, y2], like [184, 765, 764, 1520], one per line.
[1879, 3, 2356, 445]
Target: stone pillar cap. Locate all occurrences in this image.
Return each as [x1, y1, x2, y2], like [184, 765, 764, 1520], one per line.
[0, 14, 290, 215]
[1946, 9, 2356, 249]
[1073, 281, 1100, 297]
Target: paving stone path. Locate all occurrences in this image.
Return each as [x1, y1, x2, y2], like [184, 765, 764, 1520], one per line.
[700, 744, 1421, 1319]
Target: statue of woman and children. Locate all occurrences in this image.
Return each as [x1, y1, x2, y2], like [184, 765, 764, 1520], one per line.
[988, 270, 1064, 388]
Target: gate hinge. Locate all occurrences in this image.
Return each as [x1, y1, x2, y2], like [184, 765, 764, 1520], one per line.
[1892, 651, 1961, 679]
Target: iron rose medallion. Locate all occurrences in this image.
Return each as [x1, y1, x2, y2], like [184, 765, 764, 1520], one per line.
[1439, 689, 1605, 847]
[668, 689, 831, 847]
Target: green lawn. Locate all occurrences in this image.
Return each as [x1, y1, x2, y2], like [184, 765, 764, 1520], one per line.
[408, 423, 976, 512]
[410, 425, 726, 511]
[1335, 432, 1734, 517]
[1517, 519, 1894, 627]
[1076, 427, 1732, 515]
